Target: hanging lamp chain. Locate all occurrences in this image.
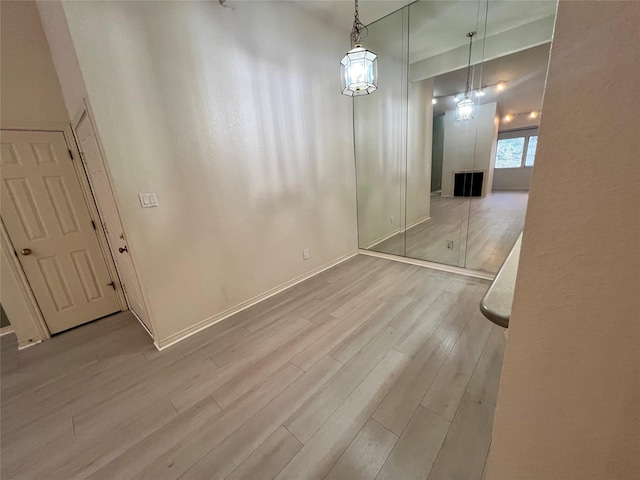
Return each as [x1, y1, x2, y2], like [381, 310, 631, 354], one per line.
[351, 0, 366, 46]
[464, 32, 475, 98]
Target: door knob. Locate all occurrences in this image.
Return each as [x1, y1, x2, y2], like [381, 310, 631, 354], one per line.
[20, 248, 32, 256]
[118, 246, 128, 254]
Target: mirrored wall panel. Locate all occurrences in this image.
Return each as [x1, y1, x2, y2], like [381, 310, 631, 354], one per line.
[354, 7, 408, 256]
[354, 0, 557, 274]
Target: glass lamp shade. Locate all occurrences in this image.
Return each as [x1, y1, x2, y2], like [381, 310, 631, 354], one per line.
[340, 46, 378, 96]
[456, 97, 474, 122]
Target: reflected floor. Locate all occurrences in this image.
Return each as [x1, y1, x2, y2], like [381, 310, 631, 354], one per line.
[372, 190, 529, 274]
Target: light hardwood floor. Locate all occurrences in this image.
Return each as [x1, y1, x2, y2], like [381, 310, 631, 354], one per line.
[0, 255, 506, 480]
[373, 190, 529, 273]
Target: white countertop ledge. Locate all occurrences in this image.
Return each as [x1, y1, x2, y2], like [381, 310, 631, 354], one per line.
[480, 233, 522, 328]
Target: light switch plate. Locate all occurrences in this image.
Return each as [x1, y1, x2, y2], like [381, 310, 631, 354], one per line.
[139, 192, 158, 208]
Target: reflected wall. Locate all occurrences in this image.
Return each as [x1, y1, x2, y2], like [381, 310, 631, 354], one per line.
[354, 8, 408, 256]
[354, 0, 557, 274]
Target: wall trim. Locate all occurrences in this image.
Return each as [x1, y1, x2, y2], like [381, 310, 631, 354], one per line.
[154, 250, 359, 350]
[131, 308, 152, 337]
[364, 228, 403, 250]
[73, 99, 158, 339]
[364, 216, 431, 250]
[64, 123, 129, 312]
[18, 339, 42, 350]
[358, 249, 496, 281]
[0, 326, 14, 337]
[406, 215, 431, 231]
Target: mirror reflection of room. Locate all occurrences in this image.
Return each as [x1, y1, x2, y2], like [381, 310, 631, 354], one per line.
[355, 0, 557, 275]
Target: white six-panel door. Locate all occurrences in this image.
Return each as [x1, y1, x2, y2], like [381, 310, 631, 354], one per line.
[75, 114, 151, 332]
[1, 130, 120, 333]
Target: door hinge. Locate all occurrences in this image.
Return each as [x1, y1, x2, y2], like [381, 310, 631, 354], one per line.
[91, 220, 97, 230]
[68, 149, 74, 160]
[107, 281, 116, 291]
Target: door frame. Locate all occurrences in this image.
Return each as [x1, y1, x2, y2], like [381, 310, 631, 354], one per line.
[71, 100, 156, 337]
[0, 121, 127, 342]
[1, 217, 50, 347]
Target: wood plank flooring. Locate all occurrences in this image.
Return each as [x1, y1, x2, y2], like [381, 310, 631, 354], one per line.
[0, 255, 506, 480]
[373, 190, 528, 273]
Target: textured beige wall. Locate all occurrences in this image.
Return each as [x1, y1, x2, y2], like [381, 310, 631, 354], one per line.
[0, 1, 69, 126]
[487, 1, 640, 479]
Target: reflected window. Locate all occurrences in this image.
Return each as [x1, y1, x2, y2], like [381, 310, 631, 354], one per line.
[495, 130, 539, 169]
[525, 136, 538, 166]
[495, 138, 525, 168]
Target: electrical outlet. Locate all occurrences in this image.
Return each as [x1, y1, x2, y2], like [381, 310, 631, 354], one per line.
[390, 215, 394, 224]
[445, 241, 454, 250]
[303, 248, 310, 260]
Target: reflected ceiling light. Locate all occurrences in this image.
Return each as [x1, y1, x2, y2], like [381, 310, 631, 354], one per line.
[456, 32, 476, 122]
[529, 111, 538, 119]
[496, 83, 506, 92]
[503, 114, 513, 122]
[340, 0, 377, 97]
[475, 90, 485, 97]
[453, 96, 460, 102]
[432, 98, 437, 105]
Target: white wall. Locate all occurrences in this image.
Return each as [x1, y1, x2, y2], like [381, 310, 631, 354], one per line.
[0, 1, 69, 126]
[36, 0, 88, 120]
[441, 102, 498, 197]
[498, 115, 539, 131]
[58, 0, 358, 344]
[406, 78, 434, 228]
[492, 167, 532, 190]
[487, 1, 640, 478]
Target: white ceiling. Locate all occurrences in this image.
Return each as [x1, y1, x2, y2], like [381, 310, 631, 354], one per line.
[290, 0, 555, 120]
[432, 42, 552, 116]
[408, 0, 557, 62]
[292, 0, 556, 60]
[291, 0, 413, 35]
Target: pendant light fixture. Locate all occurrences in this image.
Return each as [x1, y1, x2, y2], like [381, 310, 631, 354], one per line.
[340, 0, 378, 96]
[456, 31, 476, 122]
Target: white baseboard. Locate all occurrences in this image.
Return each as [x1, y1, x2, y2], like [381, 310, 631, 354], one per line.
[363, 229, 402, 250]
[364, 216, 432, 250]
[405, 215, 431, 231]
[18, 339, 42, 350]
[0, 326, 14, 337]
[358, 249, 495, 281]
[131, 309, 153, 339]
[154, 250, 359, 350]
[2, 325, 44, 349]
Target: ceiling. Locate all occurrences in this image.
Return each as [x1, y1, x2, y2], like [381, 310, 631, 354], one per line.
[290, 0, 555, 121]
[291, 1, 556, 62]
[432, 43, 551, 117]
[408, 0, 557, 62]
[291, 0, 413, 35]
